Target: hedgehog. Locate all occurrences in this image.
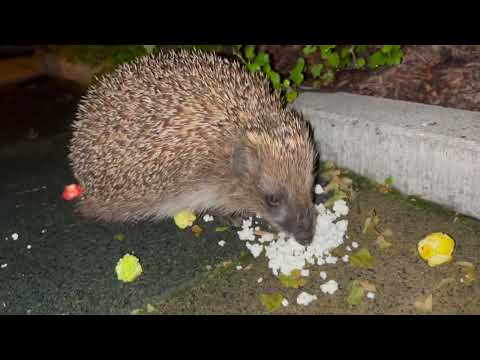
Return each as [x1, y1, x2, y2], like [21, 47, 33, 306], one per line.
[69, 49, 319, 245]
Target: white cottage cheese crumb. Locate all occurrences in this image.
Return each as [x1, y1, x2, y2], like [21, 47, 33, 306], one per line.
[218, 240, 226, 247]
[257, 277, 263, 284]
[11, 233, 19, 241]
[333, 200, 349, 217]
[27, 245, 32, 250]
[297, 292, 318, 306]
[282, 299, 289, 307]
[351, 242, 359, 249]
[301, 269, 310, 277]
[367, 292, 376, 300]
[315, 184, 324, 195]
[237, 218, 256, 241]
[320, 280, 339, 295]
[236, 201, 349, 276]
[203, 214, 214, 223]
[342, 255, 349, 263]
[1, 264, 7, 269]
[320, 271, 327, 280]
[41, 229, 47, 234]
[346, 246, 352, 252]
[236, 265, 243, 271]
[246, 242, 264, 258]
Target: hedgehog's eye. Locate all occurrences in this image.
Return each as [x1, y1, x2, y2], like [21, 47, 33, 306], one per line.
[265, 194, 282, 208]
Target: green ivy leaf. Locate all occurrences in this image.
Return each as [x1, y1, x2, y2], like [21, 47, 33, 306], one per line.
[384, 176, 395, 187]
[291, 72, 304, 85]
[382, 45, 393, 54]
[245, 45, 256, 61]
[340, 47, 351, 59]
[286, 90, 298, 103]
[294, 57, 306, 72]
[326, 53, 340, 68]
[303, 45, 318, 56]
[319, 45, 336, 55]
[311, 64, 324, 78]
[368, 51, 386, 69]
[354, 45, 368, 55]
[282, 79, 290, 88]
[254, 52, 270, 67]
[247, 62, 260, 73]
[356, 58, 366, 69]
[321, 69, 335, 83]
[350, 248, 375, 268]
[269, 71, 281, 90]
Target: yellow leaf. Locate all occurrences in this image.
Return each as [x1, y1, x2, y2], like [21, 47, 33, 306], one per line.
[418, 233, 455, 267]
[115, 254, 143, 283]
[174, 210, 196, 229]
[260, 294, 284, 312]
[279, 269, 306, 289]
[113, 233, 126, 241]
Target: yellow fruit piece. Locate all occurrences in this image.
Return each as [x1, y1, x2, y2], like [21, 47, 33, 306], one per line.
[418, 233, 455, 267]
[174, 210, 197, 229]
[116, 254, 143, 282]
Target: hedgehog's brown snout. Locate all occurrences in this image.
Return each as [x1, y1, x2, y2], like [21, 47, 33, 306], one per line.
[291, 206, 315, 246]
[272, 205, 315, 246]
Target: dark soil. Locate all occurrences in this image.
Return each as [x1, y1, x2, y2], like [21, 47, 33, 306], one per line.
[0, 75, 85, 149]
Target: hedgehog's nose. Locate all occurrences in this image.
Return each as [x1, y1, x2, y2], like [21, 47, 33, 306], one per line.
[293, 208, 315, 246]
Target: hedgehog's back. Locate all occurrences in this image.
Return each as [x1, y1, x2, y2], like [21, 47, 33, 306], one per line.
[69, 50, 282, 212]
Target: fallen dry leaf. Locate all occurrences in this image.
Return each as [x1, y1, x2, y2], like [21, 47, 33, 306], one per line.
[376, 235, 392, 249]
[359, 281, 377, 293]
[414, 294, 433, 313]
[191, 225, 203, 237]
[350, 248, 375, 268]
[347, 281, 365, 306]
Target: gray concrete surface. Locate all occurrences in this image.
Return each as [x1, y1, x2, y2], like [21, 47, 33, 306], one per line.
[294, 92, 480, 220]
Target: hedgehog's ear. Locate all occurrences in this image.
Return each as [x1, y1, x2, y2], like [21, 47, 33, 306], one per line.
[231, 143, 260, 181]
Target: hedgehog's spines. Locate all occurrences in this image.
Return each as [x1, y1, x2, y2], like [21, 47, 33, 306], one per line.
[69, 49, 318, 226]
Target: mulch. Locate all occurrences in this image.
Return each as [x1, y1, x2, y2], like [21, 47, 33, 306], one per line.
[259, 45, 480, 112]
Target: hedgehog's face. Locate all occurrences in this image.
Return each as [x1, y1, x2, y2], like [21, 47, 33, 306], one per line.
[231, 124, 318, 246]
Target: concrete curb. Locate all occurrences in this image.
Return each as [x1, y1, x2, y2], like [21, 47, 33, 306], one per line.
[293, 92, 480, 220]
